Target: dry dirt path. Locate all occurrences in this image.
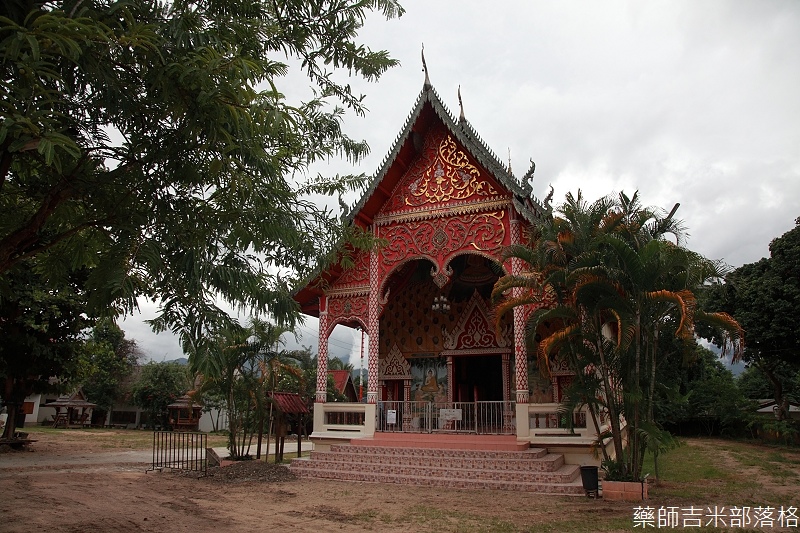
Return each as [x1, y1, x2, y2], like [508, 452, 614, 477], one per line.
[0, 430, 632, 533]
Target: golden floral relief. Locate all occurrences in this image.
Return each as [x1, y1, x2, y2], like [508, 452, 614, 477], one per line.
[406, 135, 497, 205]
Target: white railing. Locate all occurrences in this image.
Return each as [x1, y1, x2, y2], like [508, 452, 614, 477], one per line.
[318, 402, 368, 433]
[527, 403, 606, 438]
[376, 401, 515, 435]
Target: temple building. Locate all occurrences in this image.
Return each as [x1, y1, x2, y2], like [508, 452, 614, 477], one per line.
[293, 67, 609, 467]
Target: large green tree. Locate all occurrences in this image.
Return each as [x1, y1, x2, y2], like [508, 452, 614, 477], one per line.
[79, 318, 141, 420]
[131, 360, 189, 429]
[709, 218, 800, 421]
[0, 0, 402, 344]
[0, 260, 94, 439]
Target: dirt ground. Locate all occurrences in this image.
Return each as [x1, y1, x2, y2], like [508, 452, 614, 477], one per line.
[0, 431, 638, 533]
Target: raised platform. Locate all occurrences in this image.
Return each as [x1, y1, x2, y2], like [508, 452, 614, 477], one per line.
[350, 432, 531, 451]
[290, 436, 584, 495]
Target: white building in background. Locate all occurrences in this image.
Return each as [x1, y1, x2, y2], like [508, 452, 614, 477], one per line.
[1, 392, 225, 433]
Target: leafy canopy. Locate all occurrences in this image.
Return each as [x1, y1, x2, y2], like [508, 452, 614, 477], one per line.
[131, 360, 190, 428]
[707, 217, 800, 420]
[0, 0, 403, 345]
[78, 318, 141, 412]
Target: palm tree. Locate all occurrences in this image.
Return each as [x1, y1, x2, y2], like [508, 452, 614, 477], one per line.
[189, 318, 296, 460]
[494, 190, 743, 480]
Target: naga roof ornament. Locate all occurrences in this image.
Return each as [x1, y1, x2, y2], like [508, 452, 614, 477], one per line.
[421, 43, 431, 90]
[458, 85, 465, 122]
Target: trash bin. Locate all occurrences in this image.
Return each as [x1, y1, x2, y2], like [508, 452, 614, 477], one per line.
[580, 465, 599, 497]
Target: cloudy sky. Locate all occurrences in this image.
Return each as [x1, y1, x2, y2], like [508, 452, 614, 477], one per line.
[122, 1, 800, 366]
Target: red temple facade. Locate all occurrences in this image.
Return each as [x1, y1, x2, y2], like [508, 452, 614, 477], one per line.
[293, 77, 607, 462]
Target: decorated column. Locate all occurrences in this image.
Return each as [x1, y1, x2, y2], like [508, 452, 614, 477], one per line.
[315, 296, 329, 403]
[510, 218, 530, 403]
[446, 356, 454, 403]
[367, 248, 380, 404]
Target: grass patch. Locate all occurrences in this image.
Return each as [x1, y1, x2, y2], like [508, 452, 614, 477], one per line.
[643, 442, 730, 484]
[647, 438, 797, 507]
[22, 425, 229, 449]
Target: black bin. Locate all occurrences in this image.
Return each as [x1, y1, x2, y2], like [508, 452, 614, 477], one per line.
[580, 465, 599, 497]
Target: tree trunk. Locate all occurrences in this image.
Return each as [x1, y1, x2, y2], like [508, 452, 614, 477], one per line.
[1, 377, 23, 440]
[2, 402, 19, 440]
[596, 336, 625, 465]
[264, 400, 274, 462]
[758, 361, 788, 421]
[631, 310, 642, 479]
[256, 412, 264, 459]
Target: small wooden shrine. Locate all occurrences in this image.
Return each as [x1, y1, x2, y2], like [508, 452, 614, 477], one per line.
[167, 394, 203, 431]
[43, 390, 96, 428]
[269, 392, 310, 461]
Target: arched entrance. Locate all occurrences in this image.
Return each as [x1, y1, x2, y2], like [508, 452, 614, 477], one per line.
[375, 254, 514, 434]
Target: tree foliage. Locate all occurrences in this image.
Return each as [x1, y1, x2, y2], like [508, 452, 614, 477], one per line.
[708, 218, 800, 420]
[131, 361, 189, 429]
[79, 318, 141, 414]
[494, 190, 743, 480]
[289, 348, 349, 402]
[0, 259, 94, 438]
[0, 0, 403, 346]
[190, 318, 300, 459]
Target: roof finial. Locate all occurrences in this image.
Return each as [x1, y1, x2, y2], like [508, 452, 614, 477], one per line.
[507, 148, 512, 175]
[544, 184, 554, 209]
[421, 43, 431, 90]
[458, 85, 465, 122]
[522, 158, 536, 195]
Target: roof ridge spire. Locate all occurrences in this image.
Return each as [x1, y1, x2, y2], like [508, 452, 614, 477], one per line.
[507, 147, 512, 175]
[421, 43, 431, 90]
[458, 85, 465, 122]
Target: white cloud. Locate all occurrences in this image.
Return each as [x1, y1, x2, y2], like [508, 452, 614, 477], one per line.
[121, 0, 800, 363]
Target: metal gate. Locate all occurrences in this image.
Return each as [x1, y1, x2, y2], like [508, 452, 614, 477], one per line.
[148, 431, 207, 475]
[376, 401, 514, 435]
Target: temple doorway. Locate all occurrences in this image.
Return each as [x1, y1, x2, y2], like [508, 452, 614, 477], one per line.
[453, 355, 503, 402]
[382, 380, 406, 402]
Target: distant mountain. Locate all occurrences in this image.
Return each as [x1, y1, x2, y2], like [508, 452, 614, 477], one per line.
[165, 357, 188, 366]
[701, 341, 745, 376]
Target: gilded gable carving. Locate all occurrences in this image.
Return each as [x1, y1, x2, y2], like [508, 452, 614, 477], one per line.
[380, 343, 411, 380]
[406, 135, 496, 205]
[380, 127, 507, 217]
[442, 290, 512, 351]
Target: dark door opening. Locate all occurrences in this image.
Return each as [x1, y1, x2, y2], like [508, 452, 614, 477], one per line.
[381, 380, 405, 402]
[453, 355, 503, 402]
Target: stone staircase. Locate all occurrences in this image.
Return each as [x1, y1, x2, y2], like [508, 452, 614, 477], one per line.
[290, 435, 584, 495]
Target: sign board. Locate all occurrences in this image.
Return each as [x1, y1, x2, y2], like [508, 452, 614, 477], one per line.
[386, 409, 397, 425]
[439, 408, 462, 421]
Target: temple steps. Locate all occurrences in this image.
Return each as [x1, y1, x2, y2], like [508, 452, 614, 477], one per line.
[289, 440, 585, 495]
[349, 432, 532, 451]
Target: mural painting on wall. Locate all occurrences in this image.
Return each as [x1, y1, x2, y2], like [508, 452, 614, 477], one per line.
[409, 355, 448, 403]
[529, 368, 554, 403]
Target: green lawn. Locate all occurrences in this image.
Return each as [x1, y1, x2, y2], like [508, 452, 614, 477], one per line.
[21, 425, 230, 450]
